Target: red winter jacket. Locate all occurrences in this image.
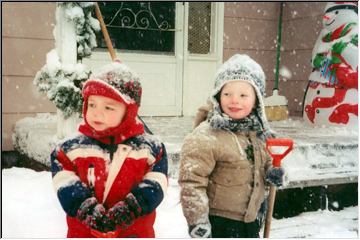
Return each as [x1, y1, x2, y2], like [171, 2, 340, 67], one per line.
[51, 129, 168, 238]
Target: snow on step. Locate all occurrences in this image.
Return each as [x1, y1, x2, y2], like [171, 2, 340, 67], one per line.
[12, 115, 358, 188]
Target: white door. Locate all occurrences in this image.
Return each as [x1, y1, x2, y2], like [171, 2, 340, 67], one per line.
[84, 2, 223, 116]
[84, 2, 183, 116]
[182, 3, 224, 116]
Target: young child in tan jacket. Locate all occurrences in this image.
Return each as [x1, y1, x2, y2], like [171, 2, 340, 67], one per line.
[179, 54, 284, 238]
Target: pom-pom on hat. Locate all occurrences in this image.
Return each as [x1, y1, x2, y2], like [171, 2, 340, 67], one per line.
[82, 61, 142, 106]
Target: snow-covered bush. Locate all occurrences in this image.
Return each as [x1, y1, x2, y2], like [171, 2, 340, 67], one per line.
[33, 2, 100, 119]
[58, 2, 100, 59]
[34, 50, 90, 118]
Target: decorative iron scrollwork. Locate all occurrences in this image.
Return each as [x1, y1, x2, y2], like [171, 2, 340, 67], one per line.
[105, 2, 174, 31]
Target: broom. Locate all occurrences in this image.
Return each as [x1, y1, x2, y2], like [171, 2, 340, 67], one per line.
[264, 2, 289, 121]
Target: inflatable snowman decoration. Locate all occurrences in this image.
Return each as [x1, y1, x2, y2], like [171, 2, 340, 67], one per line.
[303, 2, 358, 127]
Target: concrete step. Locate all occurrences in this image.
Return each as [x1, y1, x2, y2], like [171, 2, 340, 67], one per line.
[141, 116, 193, 179]
[11, 114, 358, 188]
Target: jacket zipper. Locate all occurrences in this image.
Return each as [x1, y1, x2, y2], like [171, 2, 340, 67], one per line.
[87, 163, 95, 193]
[227, 130, 245, 156]
[109, 136, 116, 161]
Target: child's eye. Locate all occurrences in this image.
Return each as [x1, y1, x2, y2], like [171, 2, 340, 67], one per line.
[105, 106, 115, 111]
[223, 93, 230, 96]
[240, 94, 248, 97]
[88, 103, 95, 108]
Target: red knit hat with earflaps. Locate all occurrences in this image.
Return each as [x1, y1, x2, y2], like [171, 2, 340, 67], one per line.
[79, 61, 144, 144]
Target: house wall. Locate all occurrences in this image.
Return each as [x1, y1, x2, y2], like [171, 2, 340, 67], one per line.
[282, 2, 326, 116]
[223, 2, 279, 83]
[223, 2, 326, 116]
[2, 2, 57, 150]
[1, 2, 326, 151]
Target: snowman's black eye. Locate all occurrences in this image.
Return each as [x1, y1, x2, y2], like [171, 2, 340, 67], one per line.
[335, 10, 339, 14]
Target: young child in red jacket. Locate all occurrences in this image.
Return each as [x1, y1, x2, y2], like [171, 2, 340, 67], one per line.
[51, 61, 168, 238]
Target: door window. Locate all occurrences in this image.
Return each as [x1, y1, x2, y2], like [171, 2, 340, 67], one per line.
[188, 2, 212, 54]
[97, 2, 176, 53]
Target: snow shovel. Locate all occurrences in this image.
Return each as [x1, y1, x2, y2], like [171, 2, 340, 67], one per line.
[90, 228, 118, 238]
[94, 3, 154, 135]
[94, 3, 117, 61]
[263, 138, 293, 238]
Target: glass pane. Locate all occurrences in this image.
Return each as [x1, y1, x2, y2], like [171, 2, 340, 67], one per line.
[97, 2, 176, 53]
[188, 2, 211, 54]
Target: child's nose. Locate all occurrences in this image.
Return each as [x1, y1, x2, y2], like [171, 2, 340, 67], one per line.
[231, 95, 239, 103]
[93, 110, 103, 118]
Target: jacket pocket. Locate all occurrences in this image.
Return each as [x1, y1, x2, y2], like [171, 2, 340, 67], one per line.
[208, 168, 253, 213]
[208, 182, 249, 214]
[211, 167, 252, 186]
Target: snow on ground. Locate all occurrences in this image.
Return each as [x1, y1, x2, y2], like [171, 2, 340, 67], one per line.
[8, 115, 359, 238]
[2, 167, 358, 238]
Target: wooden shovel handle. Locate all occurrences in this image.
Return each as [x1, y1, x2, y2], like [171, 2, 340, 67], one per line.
[263, 185, 277, 238]
[95, 3, 117, 61]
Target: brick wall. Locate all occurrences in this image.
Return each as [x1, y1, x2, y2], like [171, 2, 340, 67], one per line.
[282, 2, 326, 116]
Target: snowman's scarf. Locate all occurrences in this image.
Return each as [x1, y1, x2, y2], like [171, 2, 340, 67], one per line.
[322, 22, 356, 42]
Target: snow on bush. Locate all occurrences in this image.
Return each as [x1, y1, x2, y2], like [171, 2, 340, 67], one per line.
[34, 50, 90, 118]
[59, 2, 100, 58]
[33, 2, 100, 119]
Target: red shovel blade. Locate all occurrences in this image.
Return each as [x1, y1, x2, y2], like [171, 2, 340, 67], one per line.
[266, 138, 293, 167]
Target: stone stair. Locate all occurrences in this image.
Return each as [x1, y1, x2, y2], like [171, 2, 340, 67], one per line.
[141, 116, 194, 178]
[11, 114, 358, 188]
[9, 114, 358, 218]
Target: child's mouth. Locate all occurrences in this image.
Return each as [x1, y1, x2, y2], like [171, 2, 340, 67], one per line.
[228, 107, 241, 112]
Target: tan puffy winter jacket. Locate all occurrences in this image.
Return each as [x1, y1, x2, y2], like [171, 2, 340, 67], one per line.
[179, 108, 272, 225]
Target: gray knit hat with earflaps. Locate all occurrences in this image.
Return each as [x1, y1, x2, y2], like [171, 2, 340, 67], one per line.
[208, 54, 275, 139]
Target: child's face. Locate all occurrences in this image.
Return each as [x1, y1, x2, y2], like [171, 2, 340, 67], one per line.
[86, 95, 126, 131]
[220, 81, 256, 120]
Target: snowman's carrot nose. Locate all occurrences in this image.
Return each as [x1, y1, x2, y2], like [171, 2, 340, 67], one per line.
[323, 15, 330, 20]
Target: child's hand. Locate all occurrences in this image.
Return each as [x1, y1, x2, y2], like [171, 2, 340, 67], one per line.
[77, 197, 115, 232]
[107, 193, 143, 228]
[189, 223, 212, 238]
[266, 167, 285, 187]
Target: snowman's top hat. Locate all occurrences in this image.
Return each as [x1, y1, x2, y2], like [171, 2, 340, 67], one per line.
[325, 2, 358, 14]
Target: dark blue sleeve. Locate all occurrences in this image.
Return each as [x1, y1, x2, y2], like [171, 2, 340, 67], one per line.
[131, 143, 168, 215]
[58, 181, 92, 217]
[50, 146, 91, 217]
[151, 143, 168, 175]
